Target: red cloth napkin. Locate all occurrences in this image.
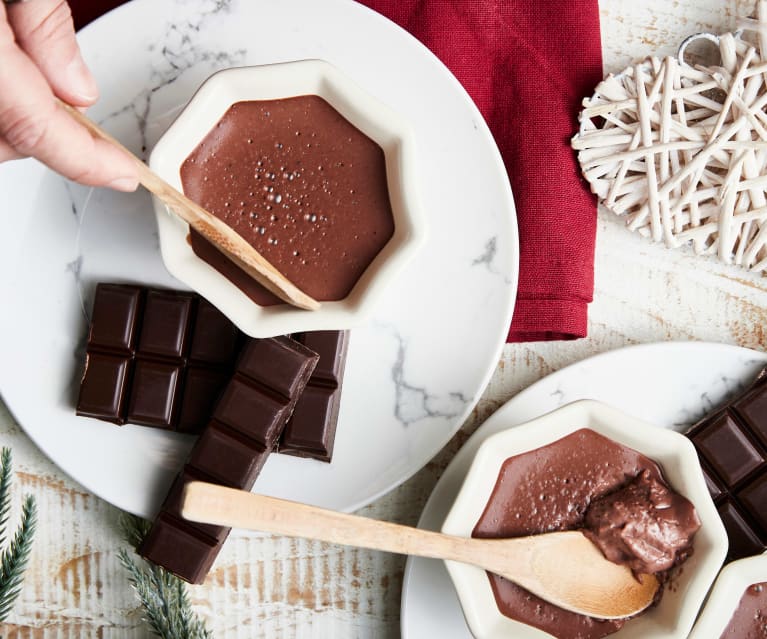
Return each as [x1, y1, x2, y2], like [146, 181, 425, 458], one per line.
[70, 0, 603, 342]
[359, 1, 603, 341]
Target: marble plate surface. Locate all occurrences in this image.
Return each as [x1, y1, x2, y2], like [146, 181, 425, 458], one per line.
[0, 0, 517, 517]
[400, 341, 767, 638]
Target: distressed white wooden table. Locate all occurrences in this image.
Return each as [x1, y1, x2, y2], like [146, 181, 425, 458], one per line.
[1, 0, 764, 636]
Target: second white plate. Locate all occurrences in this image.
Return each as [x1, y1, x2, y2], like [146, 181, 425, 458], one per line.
[400, 341, 767, 638]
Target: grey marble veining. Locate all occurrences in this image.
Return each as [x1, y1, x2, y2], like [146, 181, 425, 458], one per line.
[100, 0, 245, 157]
[472, 235, 514, 284]
[383, 325, 472, 427]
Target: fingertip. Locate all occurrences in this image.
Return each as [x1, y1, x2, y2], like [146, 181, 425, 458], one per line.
[105, 176, 140, 192]
[92, 138, 140, 191]
[61, 54, 99, 105]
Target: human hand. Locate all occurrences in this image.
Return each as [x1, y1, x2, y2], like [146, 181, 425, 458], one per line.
[0, 0, 139, 191]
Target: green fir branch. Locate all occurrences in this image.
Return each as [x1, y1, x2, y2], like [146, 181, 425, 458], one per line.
[0, 448, 13, 549]
[0, 448, 37, 622]
[118, 513, 212, 639]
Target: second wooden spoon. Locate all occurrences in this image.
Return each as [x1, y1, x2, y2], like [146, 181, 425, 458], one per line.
[181, 481, 659, 620]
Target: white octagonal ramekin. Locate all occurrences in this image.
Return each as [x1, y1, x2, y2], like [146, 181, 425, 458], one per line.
[688, 552, 767, 638]
[441, 399, 728, 639]
[149, 60, 426, 337]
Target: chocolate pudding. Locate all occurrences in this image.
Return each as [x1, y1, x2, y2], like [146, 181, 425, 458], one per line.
[472, 429, 700, 639]
[720, 582, 767, 638]
[584, 469, 700, 574]
[180, 96, 395, 305]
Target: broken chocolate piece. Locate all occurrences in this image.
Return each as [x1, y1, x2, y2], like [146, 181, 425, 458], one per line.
[279, 330, 349, 462]
[685, 367, 767, 561]
[139, 335, 318, 584]
[76, 284, 242, 433]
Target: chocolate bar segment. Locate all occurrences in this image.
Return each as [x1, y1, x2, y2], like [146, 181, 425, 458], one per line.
[137, 290, 194, 359]
[87, 283, 142, 353]
[159, 469, 229, 543]
[139, 335, 318, 584]
[189, 299, 240, 365]
[686, 367, 767, 561]
[279, 331, 349, 462]
[176, 367, 230, 435]
[214, 377, 290, 448]
[77, 353, 131, 423]
[188, 422, 270, 488]
[126, 360, 182, 429]
[76, 284, 242, 433]
[140, 514, 220, 585]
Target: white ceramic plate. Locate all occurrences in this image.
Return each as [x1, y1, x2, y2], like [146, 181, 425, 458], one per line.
[0, 0, 517, 518]
[400, 341, 767, 638]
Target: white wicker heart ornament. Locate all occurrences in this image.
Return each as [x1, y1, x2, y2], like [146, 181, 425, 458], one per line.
[572, 8, 767, 274]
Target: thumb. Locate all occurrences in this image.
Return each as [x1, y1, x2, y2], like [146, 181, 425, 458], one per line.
[6, 0, 99, 106]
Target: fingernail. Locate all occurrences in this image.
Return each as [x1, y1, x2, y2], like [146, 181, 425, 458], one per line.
[64, 55, 99, 103]
[106, 177, 139, 192]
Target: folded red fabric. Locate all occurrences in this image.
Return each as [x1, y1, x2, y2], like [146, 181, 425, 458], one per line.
[70, 0, 603, 341]
[360, 1, 603, 341]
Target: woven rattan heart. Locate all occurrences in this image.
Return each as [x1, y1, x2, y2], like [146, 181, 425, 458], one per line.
[572, 20, 767, 274]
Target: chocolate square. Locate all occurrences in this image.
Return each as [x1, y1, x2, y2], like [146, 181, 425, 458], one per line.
[160, 470, 230, 543]
[137, 290, 194, 359]
[138, 514, 220, 584]
[76, 353, 132, 423]
[735, 386, 767, 448]
[189, 299, 241, 365]
[692, 413, 765, 486]
[701, 462, 725, 502]
[176, 367, 230, 435]
[718, 500, 767, 562]
[127, 360, 181, 428]
[739, 474, 767, 531]
[214, 377, 289, 448]
[188, 422, 270, 487]
[87, 283, 142, 353]
[237, 337, 318, 400]
[298, 331, 346, 386]
[281, 386, 338, 461]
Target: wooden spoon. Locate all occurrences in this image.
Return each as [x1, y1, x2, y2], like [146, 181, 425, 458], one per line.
[181, 481, 659, 619]
[58, 100, 320, 311]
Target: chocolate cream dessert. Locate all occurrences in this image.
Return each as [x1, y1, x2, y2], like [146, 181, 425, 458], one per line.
[720, 582, 767, 639]
[180, 96, 395, 305]
[472, 428, 700, 639]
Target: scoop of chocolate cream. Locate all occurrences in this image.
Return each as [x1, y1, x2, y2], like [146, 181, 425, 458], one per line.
[583, 469, 701, 574]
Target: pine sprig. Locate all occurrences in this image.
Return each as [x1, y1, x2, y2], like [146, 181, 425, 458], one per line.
[0, 448, 13, 548]
[118, 513, 212, 639]
[0, 448, 37, 622]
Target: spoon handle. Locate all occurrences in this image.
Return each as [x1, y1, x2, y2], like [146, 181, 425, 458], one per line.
[57, 100, 320, 311]
[181, 480, 494, 566]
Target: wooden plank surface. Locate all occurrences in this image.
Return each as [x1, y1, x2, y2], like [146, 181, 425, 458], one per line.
[1, 0, 765, 636]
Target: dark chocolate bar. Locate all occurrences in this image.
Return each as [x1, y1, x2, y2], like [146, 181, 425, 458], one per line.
[279, 331, 349, 462]
[685, 367, 767, 561]
[139, 336, 318, 583]
[76, 284, 241, 434]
